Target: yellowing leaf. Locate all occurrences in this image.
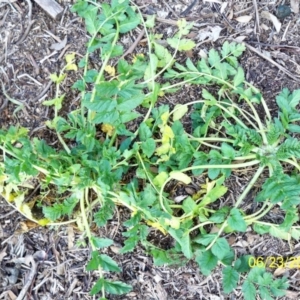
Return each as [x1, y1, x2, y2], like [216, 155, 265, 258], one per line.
[158, 90, 165, 97]
[104, 65, 116, 76]
[49, 73, 66, 83]
[65, 64, 78, 71]
[132, 53, 144, 63]
[76, 215, 84, 231]
[146, 221, 167, 234]
[13, 193, 25, 207]
[145, 15, 155, 28]
[161, 111, 169, 124]
[201, 178, 216, 193]
[20, 203, 34, 220]
[38, 219, 51, 226]
[164, 217, 181, 229]
[65, 53, 78, 71]
[156, 143, 171, 155]
[101, 123, 115, 136]
[65, 53, 76, 64]
[170, 171, 191, 185]
[161, 125, 174, 143]
[173, 104, 188, 121]
[153, 172, 168, 187]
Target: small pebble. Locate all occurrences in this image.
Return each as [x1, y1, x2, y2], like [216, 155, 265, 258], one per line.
[276, 5, 292, 20]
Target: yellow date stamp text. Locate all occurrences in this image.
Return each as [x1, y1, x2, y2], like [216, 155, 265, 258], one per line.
[248, 256, 300, 269]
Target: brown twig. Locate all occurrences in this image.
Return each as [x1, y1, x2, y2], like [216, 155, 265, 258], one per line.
[120, 28, 145, 59]
[31, 80, 52, 102]
[16, 0, 34, 45]
[16, 256, 37, 300]
[180, 0, 198, 16]
[252, 0, 261, 51]
[244, 42, 300, 81]
[246, 41, 300, 51]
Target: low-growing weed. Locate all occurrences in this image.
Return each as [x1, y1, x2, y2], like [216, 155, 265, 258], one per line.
[1, 0, 299, 299]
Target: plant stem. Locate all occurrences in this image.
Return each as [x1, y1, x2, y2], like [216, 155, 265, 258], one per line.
[246, 202, 273, 223]
[81, 188, 105, 298]
[205, 221, 228, 251]
[245, 81, 272, 121]
[87, 17, 120, 121]
[234, 165, 265, 208]
[180, 159, 260, 173]
[188, 221, 214, 233]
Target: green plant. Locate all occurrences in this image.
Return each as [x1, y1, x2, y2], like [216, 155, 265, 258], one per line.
[1, 0, 299, 298]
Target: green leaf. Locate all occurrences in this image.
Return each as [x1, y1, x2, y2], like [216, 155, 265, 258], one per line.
[43, 95, 65, 111]
[94, 199, 115, 227]
[84, 69, 98, 83]
[140, 185, 157, 206]
[233, 67, 244, 87]
[119, 236, 139, 253]
[194, 233, 217, 246]
[199, 185, 228, 207]
[141, 138, 156, 158]
[211, 238, 231, 260]
[145, 14, 155, 28]
[182, 197, 197, 213]
[195, 250, 218, 275]
[91, 237, 113, 249]
[221, 143, 235, 159]
[209, 206, 229, 223]
[269, 226, 290, 240]
[223, 266, 239, 293]
[84, 6, 101, 35]
[72, 79, 85, 91]
[42, 195, 79, 221]
[234, 255, 252, 273]
[208, 48, 221, 68]
[91, 278, 132, 295]
[151, 248, 185, 266]
[139, 122, 152, 141]
[221, 249, 235, 266]
[87, 252, 121, 272]
[154, 42, 173, 68]
[227, 208, 247, 232]
[119, 7, 140, 33]
[169, 228, 192, 259]
[167, 37, 195, 51]
[289, 89, 300, 108]
[242, 280, 256, 300]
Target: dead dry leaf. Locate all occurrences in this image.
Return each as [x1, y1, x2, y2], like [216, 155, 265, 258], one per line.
[197, 26, 223, 42]
[50, 36, 67, 51]
[0, 290, 17, 300]
[204, 0, 222, 3]
[261, 11, 281, 33]
[284, 291, 299, 299]
[291, 0, 299, 14]
[0, 246, 7, 262]
[67, 225, 74, 250]
[0, 224, 4, 238]
[273, 267, 288, 276]
[220, 2, 228, 14]
[235, 15, 252, 23]
[234, 36, 247, 42]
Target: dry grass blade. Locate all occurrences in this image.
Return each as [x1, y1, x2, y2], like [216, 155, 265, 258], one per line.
[291, 0, 299, 14]
[244, 42, 300, 81]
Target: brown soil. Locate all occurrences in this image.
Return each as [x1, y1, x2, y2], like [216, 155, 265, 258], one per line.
[1, 0, 300, 299]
